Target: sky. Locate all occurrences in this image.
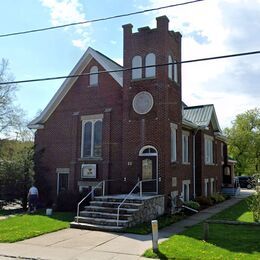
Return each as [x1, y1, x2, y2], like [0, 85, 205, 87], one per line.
[0, 0, 259, 130]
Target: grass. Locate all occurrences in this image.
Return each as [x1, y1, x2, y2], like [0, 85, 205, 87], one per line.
[0, 210, 75, 242]
[144, 197, 260, 259]
[123, 213, 185, 235]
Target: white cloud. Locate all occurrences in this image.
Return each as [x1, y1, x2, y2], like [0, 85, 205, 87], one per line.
[40, 0, 92, 49]
[147, 0, 260, 128]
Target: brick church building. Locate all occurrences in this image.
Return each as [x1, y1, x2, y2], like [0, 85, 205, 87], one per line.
[29, 16, 229, 210]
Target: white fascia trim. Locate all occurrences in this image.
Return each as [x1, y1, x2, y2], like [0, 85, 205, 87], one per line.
[90, 50, 123, 86]
[28, 47, 122, 127]
[210, 107, 222, 132]
[182, 119, 198, 129]
[27, 123, 44, 129]
[215, 133, 227, 142]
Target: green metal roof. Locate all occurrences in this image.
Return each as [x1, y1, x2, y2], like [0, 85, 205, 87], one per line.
[183, 104, 221, 132]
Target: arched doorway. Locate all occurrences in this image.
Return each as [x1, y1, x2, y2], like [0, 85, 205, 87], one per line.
[139, 146, 158, 194]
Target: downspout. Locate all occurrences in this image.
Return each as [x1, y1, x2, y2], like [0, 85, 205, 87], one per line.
[192, 126, 207, 199]
[192, 131, 197, 199]
[192, 127, 200, 199]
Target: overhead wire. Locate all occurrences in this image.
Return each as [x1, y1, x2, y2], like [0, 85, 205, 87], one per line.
[0, 50, 259, 85]
[0, 0, 205, 38]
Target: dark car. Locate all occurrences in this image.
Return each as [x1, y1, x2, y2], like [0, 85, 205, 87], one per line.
[235, 176, 254, 189]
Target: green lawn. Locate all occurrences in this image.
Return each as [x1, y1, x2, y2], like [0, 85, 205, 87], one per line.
[144, 197, 260, 259]
[0, 211, 75, 242]
[123, 213, 185, 235]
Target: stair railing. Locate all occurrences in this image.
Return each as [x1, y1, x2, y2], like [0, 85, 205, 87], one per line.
[76, 178, 122, 223]
[76, 180, 104, 223]
[116, 181, 141, 226]
[139, 178, 157, 198]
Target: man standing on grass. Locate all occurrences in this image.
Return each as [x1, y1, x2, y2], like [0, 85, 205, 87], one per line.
[28, 185, 39, 213]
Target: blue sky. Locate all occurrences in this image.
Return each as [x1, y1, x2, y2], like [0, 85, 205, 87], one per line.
[0, 0, 259, 129]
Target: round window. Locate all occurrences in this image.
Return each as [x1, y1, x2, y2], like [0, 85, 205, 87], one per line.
[132, 91, 154, 115]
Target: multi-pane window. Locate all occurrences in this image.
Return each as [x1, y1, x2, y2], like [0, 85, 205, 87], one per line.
[170, 123, 177, 162]
[173, 59, 178, 83]
[182, 131, 189, 163]
[145, 53, 156, 78]
[82, 119, 102, 157]
[90, 66, 98, 86]
[57, 173, 69, 194]
[168, 55, 173, 80]
[182, 180, 190, 202]
[132, 55, 142, 79]
[205, 135, 214, 164]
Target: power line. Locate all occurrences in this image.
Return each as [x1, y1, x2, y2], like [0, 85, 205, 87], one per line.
[0, 50, 259, 86]
[0, 0, 205, 38]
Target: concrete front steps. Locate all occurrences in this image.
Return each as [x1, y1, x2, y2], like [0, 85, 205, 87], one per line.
[70, 195, 144, 231]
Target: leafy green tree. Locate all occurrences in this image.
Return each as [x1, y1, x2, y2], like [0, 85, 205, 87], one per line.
[224, 108, 260, 176]
[0, 145, 34, 209]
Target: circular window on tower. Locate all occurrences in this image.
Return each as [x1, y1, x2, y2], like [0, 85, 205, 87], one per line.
[132, 91, 154, 115]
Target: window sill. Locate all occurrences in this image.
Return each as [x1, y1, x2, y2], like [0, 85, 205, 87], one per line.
[205, 163, 216, 166]
[131, 76, 156, 82]
[79, 157, 103, 161]
[182, 162, 190, 165]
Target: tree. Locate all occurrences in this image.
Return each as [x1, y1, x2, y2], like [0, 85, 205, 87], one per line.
[0, 145, 34, 210]
[0, 58, 29, 138]
[224, 108, 260, 176]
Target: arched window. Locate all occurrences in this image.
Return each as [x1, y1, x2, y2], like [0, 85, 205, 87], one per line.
[90, 66, 98, 86]
[168, 55, 173, 80]
[83, 122, 92, 157]
[132, 56, 142, 79]
[81, 118, 103, 158]
[93, 121, 102, 157]
[173, 60, 178, 83]
[145, 53, 156, 78]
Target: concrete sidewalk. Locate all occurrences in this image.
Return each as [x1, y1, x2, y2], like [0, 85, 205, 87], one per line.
[0, 190, 254, 260]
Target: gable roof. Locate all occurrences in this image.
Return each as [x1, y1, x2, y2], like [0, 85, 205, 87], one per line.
[28, 47, 123, 129]
[183, 104, 222, 132]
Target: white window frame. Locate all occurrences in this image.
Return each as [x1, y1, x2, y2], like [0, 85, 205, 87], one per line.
[182, 180, 190, 202]
[204, 134, 214, 165]
[145, 53, 156, 78]
[173, 59, 178, 83]
[182, 131, 189, 164]
[132, 55, 142, 79]
[170, 123, 177, 162]
[56, 168, 69, 195]
[90, 66, 98, 86]
[81, 114, 103, 158]
[210, 178, 214, 195]
[168, 55, 173, 80]
[204, 178, 209, 197]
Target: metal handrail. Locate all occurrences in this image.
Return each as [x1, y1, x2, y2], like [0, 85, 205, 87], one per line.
[116, 181, 141, 226]
[139, 178, 157, 197]
[76, 180, 104, 223]
[76, 178, 122, 223]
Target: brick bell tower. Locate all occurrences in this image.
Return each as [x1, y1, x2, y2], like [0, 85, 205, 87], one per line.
[121, 16, 182, 195]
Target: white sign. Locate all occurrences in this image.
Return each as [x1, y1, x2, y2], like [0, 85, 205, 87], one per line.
[81, 164, 96, 178]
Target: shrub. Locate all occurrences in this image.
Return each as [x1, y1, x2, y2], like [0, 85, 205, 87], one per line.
[249, 193, 260, 222]
[195, 196, 213, 206]
[56, 190, 80, 212]
[184, 201, 200, 211]
[210, 193, 225, 204]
